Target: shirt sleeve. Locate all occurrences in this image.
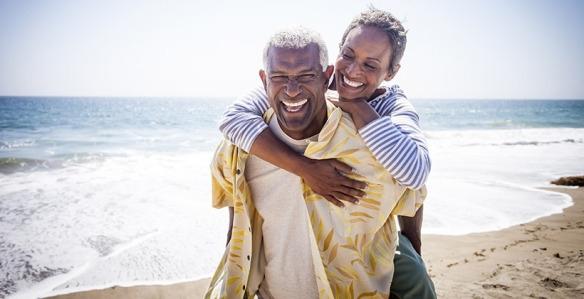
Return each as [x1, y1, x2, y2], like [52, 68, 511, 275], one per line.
[210, 141, 236, 209]
[358, 86, 431, 190]
[391, 186, 427, 217]
[218, 86, 270, 152]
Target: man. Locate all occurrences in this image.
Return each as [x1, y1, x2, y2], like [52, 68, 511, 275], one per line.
[206, 28, 429, 299]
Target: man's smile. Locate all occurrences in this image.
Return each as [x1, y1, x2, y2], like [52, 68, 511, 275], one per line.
[281, 98, 308, 113]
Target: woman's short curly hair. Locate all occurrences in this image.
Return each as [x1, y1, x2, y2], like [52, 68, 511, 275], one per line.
[340, 7, 407, 73]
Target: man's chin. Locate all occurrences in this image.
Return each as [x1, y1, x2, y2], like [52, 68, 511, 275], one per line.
[278, 106, 309, 123]
[277, 117, 310, 136]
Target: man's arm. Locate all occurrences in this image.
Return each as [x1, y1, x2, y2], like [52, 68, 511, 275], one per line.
[398, 205, 423, 255]
[219, 87, 366, 206]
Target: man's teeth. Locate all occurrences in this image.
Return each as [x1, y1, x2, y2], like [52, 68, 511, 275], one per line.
[282, 99, 308, 112]
[343, 76, 364, 88]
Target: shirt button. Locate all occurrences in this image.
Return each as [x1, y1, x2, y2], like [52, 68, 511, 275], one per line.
[242, 285, 246, 290]
[247, 255, 250, 261]
[236, 169, 241, 175]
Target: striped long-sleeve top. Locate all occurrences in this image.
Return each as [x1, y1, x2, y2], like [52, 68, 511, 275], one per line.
[218, 84, 431, 189]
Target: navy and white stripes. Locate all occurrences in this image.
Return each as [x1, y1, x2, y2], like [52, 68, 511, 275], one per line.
[218, 85, 431, 189]
[219, 86, 270, 152]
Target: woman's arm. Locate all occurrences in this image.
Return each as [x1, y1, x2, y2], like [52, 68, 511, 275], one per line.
[219, 86, 271, 152]
[333, 86, 431, 190]
[219, 87, 367, 206]
[398, 206, 423, 255]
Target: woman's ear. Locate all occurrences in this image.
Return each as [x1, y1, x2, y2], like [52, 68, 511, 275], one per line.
[385, 64, 401, 81]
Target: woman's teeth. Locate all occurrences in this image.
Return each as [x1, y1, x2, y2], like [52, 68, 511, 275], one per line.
[343, 76, 364, 88]
[282, 99, 308, 112]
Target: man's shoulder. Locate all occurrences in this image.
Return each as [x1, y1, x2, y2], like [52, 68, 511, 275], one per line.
[212, 139, 246, 168]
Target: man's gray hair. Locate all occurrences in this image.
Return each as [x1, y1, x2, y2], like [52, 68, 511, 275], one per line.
[262, 27, 329, 71]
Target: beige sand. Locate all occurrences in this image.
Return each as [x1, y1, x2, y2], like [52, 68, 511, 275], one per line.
[424, 187, 584, 298]
[45, 187, 584, 299]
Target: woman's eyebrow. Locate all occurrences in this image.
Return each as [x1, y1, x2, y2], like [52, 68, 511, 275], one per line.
[343, 46, 355, 52]
[344, 46, 381, 63]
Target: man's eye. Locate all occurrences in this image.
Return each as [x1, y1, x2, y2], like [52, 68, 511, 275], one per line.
[342, 53, 353, 60]
[298, 74, 316, 82]
[270, 76, 287, 82]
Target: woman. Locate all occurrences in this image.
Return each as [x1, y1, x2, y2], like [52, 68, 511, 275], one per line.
[218, 7, 435, 299]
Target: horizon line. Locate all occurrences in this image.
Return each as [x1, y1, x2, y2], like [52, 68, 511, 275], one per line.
[0, 94, 584, 101]
[1, 95, 584, 101]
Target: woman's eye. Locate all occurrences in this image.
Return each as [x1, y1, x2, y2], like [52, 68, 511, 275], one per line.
[364, 64, 377, 71]
[342, 53, 353, 59]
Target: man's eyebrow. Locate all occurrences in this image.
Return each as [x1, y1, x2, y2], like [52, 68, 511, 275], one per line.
[269, 68, 317, 75]
[268, 68, 289, 75]
[298, 68, 318, 74]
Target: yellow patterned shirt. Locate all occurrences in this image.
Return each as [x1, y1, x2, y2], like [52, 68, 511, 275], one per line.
[205, 101, 426, 299]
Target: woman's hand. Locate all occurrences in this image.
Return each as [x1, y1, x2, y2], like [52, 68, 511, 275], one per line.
[329, 97, 380, 130]
[250, 129, 367, 207]
[297, 158, 367, 207]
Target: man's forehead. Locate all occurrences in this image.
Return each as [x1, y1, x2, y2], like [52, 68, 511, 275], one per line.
[267, 45, 321, 73]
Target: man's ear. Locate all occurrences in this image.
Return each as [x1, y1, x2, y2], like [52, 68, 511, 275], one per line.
[259, 69, 267, 90]
[385, 64, 400, 81]
[323, 65, 334, 87]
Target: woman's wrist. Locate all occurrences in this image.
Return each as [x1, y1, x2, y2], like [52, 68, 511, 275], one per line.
[343, 100, 380, 129]
[288, 155, 313, 177]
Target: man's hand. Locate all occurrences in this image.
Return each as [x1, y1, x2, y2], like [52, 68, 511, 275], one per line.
[298, 158, 367, 207]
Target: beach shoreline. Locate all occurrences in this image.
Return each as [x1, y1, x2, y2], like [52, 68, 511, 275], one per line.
[42, 187, 584, 299]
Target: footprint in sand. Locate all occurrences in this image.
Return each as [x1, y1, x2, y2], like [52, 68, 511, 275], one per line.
[540, 277, 569, 289]
[482, 283, 510, 291]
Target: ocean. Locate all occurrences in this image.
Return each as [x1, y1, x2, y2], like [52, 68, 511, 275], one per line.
[1, 96, 583, 298]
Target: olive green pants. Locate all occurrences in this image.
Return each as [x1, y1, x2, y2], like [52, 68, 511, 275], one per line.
[390, 233, 437, 299]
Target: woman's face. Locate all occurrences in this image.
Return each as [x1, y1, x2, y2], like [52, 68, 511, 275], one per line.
[335, 25, 394, 100]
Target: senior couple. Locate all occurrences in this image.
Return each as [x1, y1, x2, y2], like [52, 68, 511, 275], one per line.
[205, 8, 435, 299]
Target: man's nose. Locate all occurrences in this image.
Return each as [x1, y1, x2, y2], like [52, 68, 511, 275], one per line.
[285, 80, 301, 98]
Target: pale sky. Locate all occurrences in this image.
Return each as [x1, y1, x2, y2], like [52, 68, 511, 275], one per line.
[1, 0, 583, 99]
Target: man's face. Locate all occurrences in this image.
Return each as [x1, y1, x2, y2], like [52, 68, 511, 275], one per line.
[260, 44, 333, 140]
